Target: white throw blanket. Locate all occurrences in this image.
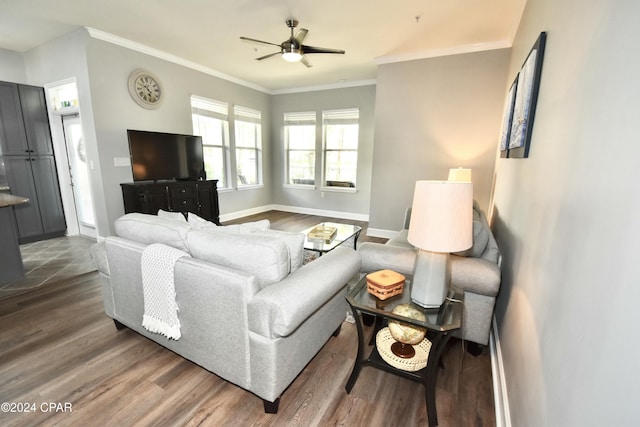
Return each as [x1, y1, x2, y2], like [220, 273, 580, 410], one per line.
[141, 243, 190, 340]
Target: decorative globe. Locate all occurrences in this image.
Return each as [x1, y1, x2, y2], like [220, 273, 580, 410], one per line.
[388, 304, 427, 345]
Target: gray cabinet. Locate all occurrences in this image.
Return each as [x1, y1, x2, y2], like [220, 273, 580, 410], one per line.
[0, 82, 28, 155]
[0, 81, 66, 243]
[0, 83, 53, 156]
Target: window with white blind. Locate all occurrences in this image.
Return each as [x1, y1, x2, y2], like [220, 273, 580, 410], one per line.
[284, 111, 316, 186]
[233, 105, 262, 187]
[191, 96, 229, 188]
[322, 108, 359, 189]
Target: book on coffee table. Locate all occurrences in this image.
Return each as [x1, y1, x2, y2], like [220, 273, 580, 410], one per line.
[307, 225, 338, 243]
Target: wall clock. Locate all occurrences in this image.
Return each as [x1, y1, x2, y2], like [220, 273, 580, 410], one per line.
[128, 69, 163, 109]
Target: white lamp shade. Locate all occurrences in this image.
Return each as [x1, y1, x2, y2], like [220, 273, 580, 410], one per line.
[407, 180, 473, 253]
[448, 167, 472, 182]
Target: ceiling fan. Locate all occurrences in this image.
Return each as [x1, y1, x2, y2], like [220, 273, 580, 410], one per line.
[240, 19, 345, 67]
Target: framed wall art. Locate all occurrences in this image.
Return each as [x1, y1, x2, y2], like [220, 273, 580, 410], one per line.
[499, 75, 518, 158]
[507, 31, 547, 158]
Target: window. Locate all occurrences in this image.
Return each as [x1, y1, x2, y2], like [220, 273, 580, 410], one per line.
[284, 112, 316, 186]
[191, 96, 229, 188]
[322, 108, 359, 188]
[233, 105, 262, 187]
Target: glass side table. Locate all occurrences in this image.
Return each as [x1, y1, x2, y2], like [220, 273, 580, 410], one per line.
[345, 274, 463, 427]
[301, 222, 362, 255]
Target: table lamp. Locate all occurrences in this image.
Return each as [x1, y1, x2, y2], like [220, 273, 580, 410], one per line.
[407, 180, 473, 308]
[448, 167, 472, 182]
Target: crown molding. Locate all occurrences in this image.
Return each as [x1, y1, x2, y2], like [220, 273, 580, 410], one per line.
[86, 27, 507, 94]
[85, 27, 271, 94]
[86, 27, 376, 95]
[375, 40, 511, 65]
[271, 79, 377, 95]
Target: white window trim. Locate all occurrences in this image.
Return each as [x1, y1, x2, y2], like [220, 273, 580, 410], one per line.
[283, 183, 317, 190]
[191, 95, 230, 189]
[321, 108, 360, 190]
[237, 183, 264, 191]
[284, 111, 316, 186]
[320, 186, 358, 193]
[233, 104, 263, 188]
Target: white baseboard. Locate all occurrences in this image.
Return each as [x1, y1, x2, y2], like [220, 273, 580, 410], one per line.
[219, 204, 369, 223]
[366, 227, 400, 239]
[218, 205, 275, 222]
[490, 316, 511, 427]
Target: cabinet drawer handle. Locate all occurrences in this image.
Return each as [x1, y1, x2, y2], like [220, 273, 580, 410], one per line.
[182, 200, 187, 205]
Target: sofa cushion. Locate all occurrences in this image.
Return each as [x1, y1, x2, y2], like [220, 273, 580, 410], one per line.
[157, 209, 187, 222]
[215, 219, 271, 233]
[453, 210, 489, 258]
[386, 229, 414, 250]
[195, 222, 302, 272]
[450, 255, 501, 296]
[187, 212, 218, 230]
[114, 213, 192, 252]
[244, 229, 305, 272]
[187, 229, 289, 288]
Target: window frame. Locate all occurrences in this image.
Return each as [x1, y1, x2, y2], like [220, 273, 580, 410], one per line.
[190, 95, 230, 190]
[233, 105, 263, 189]
[284, 111, 317, 188]
[321, 108, 360, 192]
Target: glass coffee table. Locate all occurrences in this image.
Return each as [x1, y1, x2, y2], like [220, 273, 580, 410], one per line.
[301, 222, 362, 255]
[345, 275, 463, 427]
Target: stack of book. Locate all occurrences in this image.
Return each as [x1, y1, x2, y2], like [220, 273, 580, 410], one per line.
[307, 225, 338, 244]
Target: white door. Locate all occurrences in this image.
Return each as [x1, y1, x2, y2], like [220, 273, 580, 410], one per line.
[62, 114, 96, 238]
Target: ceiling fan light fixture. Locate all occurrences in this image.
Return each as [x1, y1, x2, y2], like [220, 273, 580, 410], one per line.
[241, 19, 343, 67]
[282, 46, 302, 62]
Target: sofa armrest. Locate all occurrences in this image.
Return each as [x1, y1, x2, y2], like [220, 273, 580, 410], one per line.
[248, 246, 360, 339]
[450, 255, 501, 297]
[90, 241, 110, 276]
[357, 242, 416, 275]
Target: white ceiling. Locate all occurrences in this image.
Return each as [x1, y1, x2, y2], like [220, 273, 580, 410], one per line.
[0, 0, 526, 93]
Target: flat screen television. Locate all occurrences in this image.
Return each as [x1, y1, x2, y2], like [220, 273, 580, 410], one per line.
[127, 129, 205, 181]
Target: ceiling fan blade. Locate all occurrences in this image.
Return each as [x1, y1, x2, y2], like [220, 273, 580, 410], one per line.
[300, 55, 313, 68]
[302, 44, 345, 55]
[255, 52, 281, 61]
[294, 28, 309, 44]
[240, 36, 282, 48]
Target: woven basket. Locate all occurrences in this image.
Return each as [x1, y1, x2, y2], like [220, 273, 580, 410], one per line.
[376, 327, 431, 372]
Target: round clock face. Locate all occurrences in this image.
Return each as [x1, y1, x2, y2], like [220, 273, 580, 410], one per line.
[128, 69, 162, 109]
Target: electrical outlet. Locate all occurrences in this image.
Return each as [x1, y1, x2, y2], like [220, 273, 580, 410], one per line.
[321, 191, 325, 198]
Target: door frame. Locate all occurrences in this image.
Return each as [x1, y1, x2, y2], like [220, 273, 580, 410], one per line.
[44, 78, 94, 238]
[61, 113, 96, 238]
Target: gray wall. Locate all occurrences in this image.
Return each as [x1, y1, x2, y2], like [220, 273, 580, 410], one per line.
[270, 85, 376, 218]
[22, 29, 110, 238]
[82, 37, 272, 236]
[0, 48, 26, 83]
[19, 29, 272, 238]
[369, 49, 511, 233]
[492, 0, 640, 425]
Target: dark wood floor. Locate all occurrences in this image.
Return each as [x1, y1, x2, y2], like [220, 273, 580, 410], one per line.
[222, 209, 388, 245]
[0, 210, 495, 427]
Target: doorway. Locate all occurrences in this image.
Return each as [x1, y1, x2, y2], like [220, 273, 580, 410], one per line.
[62, 114, 96, 238]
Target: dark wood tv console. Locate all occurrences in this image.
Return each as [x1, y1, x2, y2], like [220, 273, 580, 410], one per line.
[120, 180, 220, 224]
